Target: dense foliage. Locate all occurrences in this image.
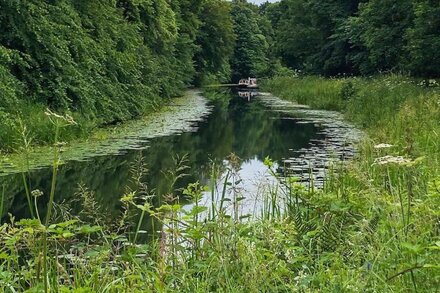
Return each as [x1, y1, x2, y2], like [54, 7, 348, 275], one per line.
[230, 1, 269, 81]
[193, 0, 235, 84]
[0, 0, 238, 150]
[0, 0, 287, 150]
[265, 0, 440, 77]
[264, 75, 440, 291]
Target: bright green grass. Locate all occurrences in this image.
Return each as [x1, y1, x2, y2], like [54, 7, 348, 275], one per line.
[0, 97, 163, 153]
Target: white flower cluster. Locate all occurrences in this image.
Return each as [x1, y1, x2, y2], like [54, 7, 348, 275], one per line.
[293, 270, 308, 286]
[45, 108, 77, 126]
[31, 189, 44, 198]
[285, 248, 296, 264]
[428, 79, 438, 87]
[373, 155, 413, 166]
[418, 79, 439, 87]
[374, 143, 393, 149]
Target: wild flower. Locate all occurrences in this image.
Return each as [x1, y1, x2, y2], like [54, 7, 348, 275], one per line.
[44, 108, 77, 126]
[373, 155, 413, 166]
[31, 189, 43, 198]
[428, 79, 438, 87]
[293, 270, 308, 286]
[285, 248, 296, 264]
[418, 79, 439, 87]
[374, 143, 393, 149]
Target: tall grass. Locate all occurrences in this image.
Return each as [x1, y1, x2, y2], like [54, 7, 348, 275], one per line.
[0, 96, 165, 153]
[264, 74, 440, 290]
[0, 102, 92, 153]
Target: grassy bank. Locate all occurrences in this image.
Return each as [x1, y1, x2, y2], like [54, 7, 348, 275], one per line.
[264, 75, 440, 288]
[264, 75, 440, 161]
[1, 77, 440, 292]
[0, 98, 164, 154]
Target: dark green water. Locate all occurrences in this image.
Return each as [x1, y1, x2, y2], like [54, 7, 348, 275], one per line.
[1, 89, 322, 220]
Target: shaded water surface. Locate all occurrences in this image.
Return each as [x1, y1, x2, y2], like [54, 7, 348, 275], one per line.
[1, 89, 358, 220]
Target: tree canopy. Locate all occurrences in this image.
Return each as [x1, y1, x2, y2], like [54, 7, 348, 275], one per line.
[265, 0, 440, 77]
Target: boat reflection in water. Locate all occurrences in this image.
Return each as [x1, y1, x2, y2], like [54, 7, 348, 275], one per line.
[238, 90, 259, 101]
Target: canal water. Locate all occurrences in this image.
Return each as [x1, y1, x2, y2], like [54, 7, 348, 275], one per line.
[0, 88, 360, 221]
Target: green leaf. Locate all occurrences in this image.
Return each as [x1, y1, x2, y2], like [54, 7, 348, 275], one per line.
[62, 232, 75, 238]
[77, 225, 102, 234]
[423, 264, 440, 269]
[16, 219, 42, 228]
[0, 252, 9, 259]
[401, 242, 424, 254]
[56, 219, 79, 228]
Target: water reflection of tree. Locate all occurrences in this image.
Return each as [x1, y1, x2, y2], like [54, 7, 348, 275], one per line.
[1, 89, 321, 220]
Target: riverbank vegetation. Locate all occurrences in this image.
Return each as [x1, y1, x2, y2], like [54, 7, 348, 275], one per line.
[264, 75, 440, 290]
[1, 77, 439, 291]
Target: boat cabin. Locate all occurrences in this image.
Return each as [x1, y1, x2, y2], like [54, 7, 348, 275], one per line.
[238, 77, 258, 88]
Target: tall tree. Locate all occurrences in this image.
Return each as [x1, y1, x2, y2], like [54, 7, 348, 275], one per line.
[230, 0, 270, 81]
[347, 0, 414, 74]
[194, 0, 235, 84]
[307, 0, 364, 75]
[171, 0, 203, 87]
[270, 0, 320, 72]
[267, 0, 364, 75]
[406, 0, 440, 77]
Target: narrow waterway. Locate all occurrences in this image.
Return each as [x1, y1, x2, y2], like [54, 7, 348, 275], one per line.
[0, 88, 360, 221]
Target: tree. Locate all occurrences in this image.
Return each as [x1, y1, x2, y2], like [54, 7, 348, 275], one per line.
[406, 0, 440, 77]
[230, 0, 270, 81]
[270, 0, 320, 72]
[348, 0, 414, 74]
[267, 0, 364, 75]
[307, 0, 365, 75]
[194, 0, 235, 84]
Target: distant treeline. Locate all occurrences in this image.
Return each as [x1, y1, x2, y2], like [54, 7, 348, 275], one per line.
[0, 0, 439, 146]
[262, 0, 440, 77]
